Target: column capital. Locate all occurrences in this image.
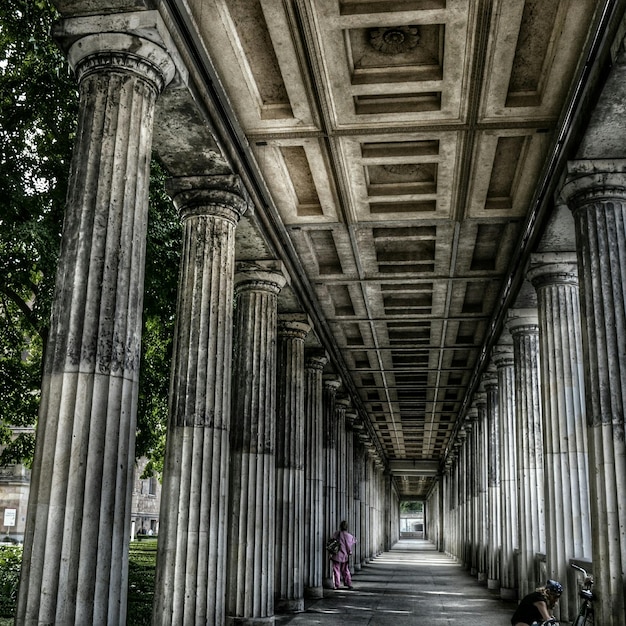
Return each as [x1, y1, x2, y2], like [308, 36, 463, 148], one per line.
[346, 410, 358, 426]
[527, 252, 578, 289]
[507, 308, 539, 335]
[465, 406, 479, 422]
[492, 343, 514, 369]
[305, 349, 328, 371]
[560, 160, 626, 213]
[335, 395, 352, 410]
[323, 375, 342, 392]
[473, 391, 487, 408]
[55, 11, 187, 92]
[278, 313, 311, 340]
[482, 368, 498, 391]
[234, 260, 288, 295]
[166, 175, 249, 223]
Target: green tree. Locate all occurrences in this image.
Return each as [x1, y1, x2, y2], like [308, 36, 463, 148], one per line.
[0, 0, 181, 474]
[400, 501, 423, 514]
[0, 0, 77, 464]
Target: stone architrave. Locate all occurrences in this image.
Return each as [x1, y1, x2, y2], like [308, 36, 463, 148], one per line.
[561, 166, 626, 626]
[152, 176, 247, 626]
[483, 369, 501, 591]
[16, 23, 178, 626]
[507, 309, 545, 599]
[492, 340, 518, 601]
[303, 350, 328, 598]
[528, 252, 591, 623]
[322, 376, 341, 587]
[275, 314, 311, 614]
[227, 262, 287, 625]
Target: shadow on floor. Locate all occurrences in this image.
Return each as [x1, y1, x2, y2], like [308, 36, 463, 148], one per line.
[276, 540, 517, 625]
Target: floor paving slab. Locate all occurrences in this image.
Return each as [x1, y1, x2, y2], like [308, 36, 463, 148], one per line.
[276, 540, 517, 625]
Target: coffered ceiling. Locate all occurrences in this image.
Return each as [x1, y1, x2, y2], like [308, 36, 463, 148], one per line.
[144, 0, 610, 497]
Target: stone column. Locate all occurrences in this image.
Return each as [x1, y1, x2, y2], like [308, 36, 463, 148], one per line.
[275, 314, 311, 614]
[475, 392, 489, 582]
[353, 436, 366, 570]
[227, 261, 287, 625]
[562, 168, 626, 626]
[17, 24, 177, 626]
[528, 253, 591, 623]
[484, 369, 501, 590]
[345, 411, 357, 565]
[335, 395, 350, 526]
[466, 407, 480, 576]
[508, 309, 545, 599]
[303, 350, 327, 599]
[153, 177, 247, 626]
[322, 376, 341, 587]
[493, 340, 518, 600]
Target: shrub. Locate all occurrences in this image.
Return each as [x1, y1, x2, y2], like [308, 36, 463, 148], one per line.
[0, 545, 22, 618]
[0, 542, 159, 623]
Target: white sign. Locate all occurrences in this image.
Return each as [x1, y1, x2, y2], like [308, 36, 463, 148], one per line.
[3, 508, 16, 527]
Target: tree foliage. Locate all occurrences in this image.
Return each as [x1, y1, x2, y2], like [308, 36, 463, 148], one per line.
[0, 0, 77, 464]
[0, 0, 181, 474]
[400, 501, 424, 514]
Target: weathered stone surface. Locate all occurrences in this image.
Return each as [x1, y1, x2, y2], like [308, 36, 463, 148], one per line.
[17, 26, 177, 626]
[153, 176, 246, 626]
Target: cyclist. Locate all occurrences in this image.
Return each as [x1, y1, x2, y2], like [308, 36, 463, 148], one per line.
[511, 579, 563, 625]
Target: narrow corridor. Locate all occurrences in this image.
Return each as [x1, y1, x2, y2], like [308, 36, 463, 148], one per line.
[277, 540, 517, 625]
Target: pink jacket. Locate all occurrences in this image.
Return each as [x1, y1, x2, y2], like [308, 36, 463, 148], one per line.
[331, 530, 356, 563]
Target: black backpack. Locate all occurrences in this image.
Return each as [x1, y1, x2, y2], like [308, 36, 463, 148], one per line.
[326, 537, 340, 555]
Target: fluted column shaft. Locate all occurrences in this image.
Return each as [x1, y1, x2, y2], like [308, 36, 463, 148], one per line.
[353, 438, 366, 569]
[466, 408, 480, 576]
[508, 310, 545, 599]
[562, 169, 626, 626]
[528, 253, 590, 623]
[17, 28, 176, 626]
[322, 377, 341, 586]
[493, 343, 518, 600]
[335, 396, 350, 525]
[475, 393, 489, 582]
[345, 412, 357, 566]
[275, 315, 311, 613]
[153, 178, 247, 626]
[484, 371, 501, 590]
[227, 262, 287, 624]
[303, 351, 328, 598]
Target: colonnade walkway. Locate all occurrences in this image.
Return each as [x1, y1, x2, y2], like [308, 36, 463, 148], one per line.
[277, 540, 518, 625]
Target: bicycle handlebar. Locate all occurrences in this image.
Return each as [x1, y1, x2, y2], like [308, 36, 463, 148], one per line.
[571, 563, 589, 578]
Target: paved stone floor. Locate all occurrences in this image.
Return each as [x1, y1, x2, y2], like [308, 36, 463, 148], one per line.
[276, 540, 517, 625]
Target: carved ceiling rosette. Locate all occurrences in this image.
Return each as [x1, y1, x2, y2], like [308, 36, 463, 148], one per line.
[368, 26, 420, 55]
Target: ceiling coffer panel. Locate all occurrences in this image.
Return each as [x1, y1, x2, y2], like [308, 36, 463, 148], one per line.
[179, 0, 604, 497]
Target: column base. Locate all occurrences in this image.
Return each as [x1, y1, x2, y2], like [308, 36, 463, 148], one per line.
[354, 562, 362, 571]
[478, 572, 487, 582]
[500, 587, 517, 601]
[227, 617, 275, 625]
[276, 598, 304, 613]
[304, 585, 323, 599]
[470, 568, 478, 576]
[487, 578, 500, 590]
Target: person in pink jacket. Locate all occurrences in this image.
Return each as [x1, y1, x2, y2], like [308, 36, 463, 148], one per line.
[331, 520, 357, 590]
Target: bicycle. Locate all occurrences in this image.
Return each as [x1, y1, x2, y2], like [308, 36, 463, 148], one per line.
[571, 563, 594, 626]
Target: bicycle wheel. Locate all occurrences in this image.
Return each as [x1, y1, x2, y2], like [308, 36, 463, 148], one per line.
[573, 609, 593, 626]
